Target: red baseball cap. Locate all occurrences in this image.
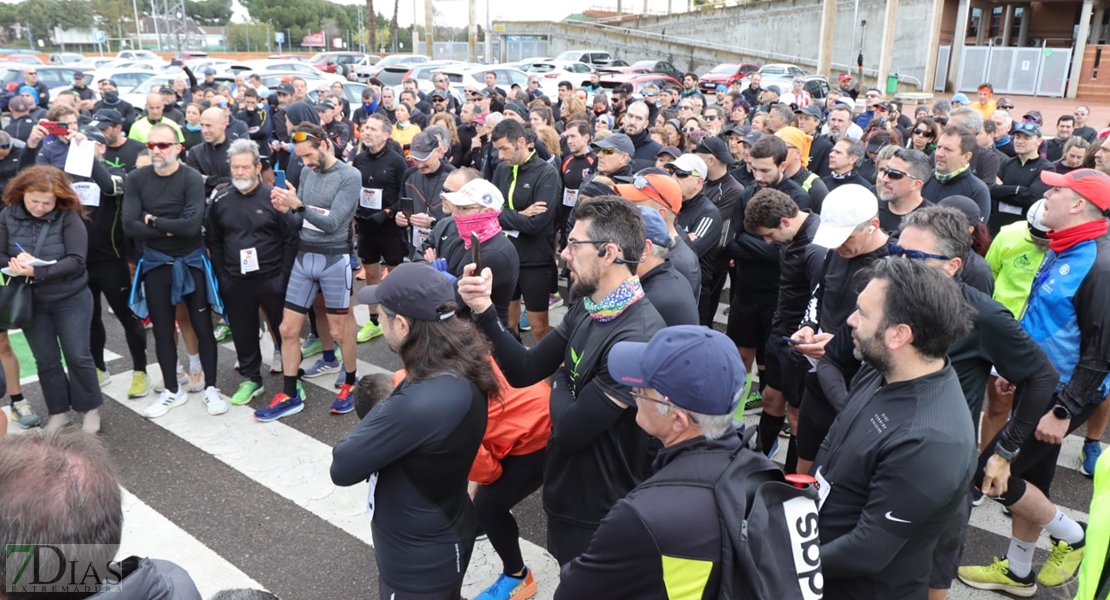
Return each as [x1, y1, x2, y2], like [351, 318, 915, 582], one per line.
[1040, 169, 1110, 211]
[838, 73, 852, 83]
[614, 173, 683, 214]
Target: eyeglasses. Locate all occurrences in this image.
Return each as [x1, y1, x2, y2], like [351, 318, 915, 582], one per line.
[912, 128, 933, 137]
[999, 104, 1014, 109]
[644, 93, 658, 98]
[1075, 111, 1088, 116]
[678, 105, 693, 111]
[889, 244, 951, 261]
[0, 143, 11, 150]
[216, 102, 229, 108]
[291, 131, 322, 143]
[597, 147, 625, 155]
[705, 115, 719, 121]
[316, 89, 328, 94]
[684, 127, 700, 133]
[566, 238, 611, 253]
[632, 174, 666, 204]
[668, 168, 692, 179]
[631, 392, 699, 424]
[145, 141, 177, 150]
[880, 167, 919, 181]
[865, 93, 881, 99]
[25, 72, 36, 75]
[433, 97, 446, 102]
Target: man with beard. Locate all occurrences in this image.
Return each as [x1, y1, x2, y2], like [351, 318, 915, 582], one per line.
[458, 196, 666, 566]
[590, 133, 635, 180]
[815, 258, 977, 599]
[258, 122, 362, 422]
[206, 139, 299, 406]
[879, 148, 934, 234]
[621, 101, 662, 171]
[92, 109, 145, 172]
[92, 80, 137, 131]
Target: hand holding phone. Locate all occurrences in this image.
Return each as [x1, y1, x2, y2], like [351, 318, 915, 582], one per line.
[273, 170, 286, 190]
[401, 198, 414, 220]
[471, 232, 482, 274]
[782, 335, 803, 346]
[42, 121, 69, 136]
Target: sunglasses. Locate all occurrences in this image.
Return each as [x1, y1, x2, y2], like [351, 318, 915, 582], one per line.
[668, 168, 692, 179]
[1075, 111, 1088, 116]
[0, 143, 11, 150]
[912, 128, 933, 137]
[632, 174, 667, 204]
[999, 104, 1014, 109]
[217, 102, 229, 108]
[889, 244, 951, 261]
[684, 127, 700, 133]
[291, 131, 322, 143]
[433, 97, 447, 101]
[597, 147, 624, 155]
[25, 72, 36, 75]
[146, 141, 176, 150]
[881, 167, 919, 181]
[706, 115, 719, 121]
[866, 93, 881, 99]
[678, 105, 693, 110]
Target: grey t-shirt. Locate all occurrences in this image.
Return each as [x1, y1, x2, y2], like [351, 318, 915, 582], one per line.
[296, 160, 361, 252]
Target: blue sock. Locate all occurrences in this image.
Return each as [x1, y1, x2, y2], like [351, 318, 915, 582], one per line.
[323, 349, 336, 363]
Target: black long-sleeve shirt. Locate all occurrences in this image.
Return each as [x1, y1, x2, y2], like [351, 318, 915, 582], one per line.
[121, 165, 206, 256]
[493, 154, 562, 268]
[206, 182, 299, 281]
[988, 154, 1054, 234]
[675, 193, 722, 275]
[815, 362, 976, 599]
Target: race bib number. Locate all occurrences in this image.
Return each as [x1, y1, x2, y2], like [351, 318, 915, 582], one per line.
[814, 467, 832, 510]
[998, 202, 1022, 216]
[412, 226, 432, 249]
[360, 188, 383, 210]
[562, 188, 579, 207]
[365, 472, 379, 523]
[503, 230, 520, 238]
[72, 181, 100, 207]
[240, 247, 259, 274]
[302, 205, 330, 233]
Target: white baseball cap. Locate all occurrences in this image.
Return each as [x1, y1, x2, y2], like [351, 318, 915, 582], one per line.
[665, 154, 708, 179]
[442, 178, 504, 211]
[1026, 198, 1049, 240]
[812, 184, 880, 249]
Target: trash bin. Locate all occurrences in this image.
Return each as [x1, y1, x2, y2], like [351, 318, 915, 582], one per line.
[887, 73, 899, 94]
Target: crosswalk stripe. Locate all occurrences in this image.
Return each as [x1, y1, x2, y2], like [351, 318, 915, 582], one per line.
[101, 366, 561, 599]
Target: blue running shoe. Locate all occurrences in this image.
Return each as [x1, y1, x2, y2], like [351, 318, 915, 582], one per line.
[519, 312, 531, 332]
[331, 382, 356, 414]
[304, 357, 340, 378]
[1081, 439, 1103, 477]
[473, 567, 536, 600]
[254, 388, 305, 422]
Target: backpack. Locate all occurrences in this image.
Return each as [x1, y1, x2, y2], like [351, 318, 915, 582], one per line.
[640, 440, 823, 600]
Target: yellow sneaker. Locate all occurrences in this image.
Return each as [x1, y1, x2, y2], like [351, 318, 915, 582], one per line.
[957, 557, 1036, 597]
[357, 321, 382, 343]
[1037, 535, 1085, 587]
[128, 371, 152, 398]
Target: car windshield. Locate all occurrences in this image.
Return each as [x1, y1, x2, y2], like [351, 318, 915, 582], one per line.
[554, 51, 582, 62]
[307, 53, 328, 63]
[710, 64, 738, 74]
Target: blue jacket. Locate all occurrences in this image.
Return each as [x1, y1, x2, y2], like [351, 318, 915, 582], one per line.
[128, 245, 223, 319]
[1021, 234, 1110, 416]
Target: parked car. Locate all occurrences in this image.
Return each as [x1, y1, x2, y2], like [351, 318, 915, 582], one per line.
[698, 62, 760, 93]
[354, 53, 429, 82]
[89, 69, 161, 94]
[115, 50, 166, 66]
[525, 60, 595, 97]
[3, 54, 44, 65]
[627, 60, 683, 82]
[174, 51, 210, 61]
[308, 52, 371, 78]
[237, 59, 345, 84]
[403, 61, 465, 94]
[597, 72, 681, 97]
[553, 49, 613, 66]
[1, 64, 89, 110]
[49, 53, 85, 65]
[267, 54, 309, 61]
[435, 65, 530, 92]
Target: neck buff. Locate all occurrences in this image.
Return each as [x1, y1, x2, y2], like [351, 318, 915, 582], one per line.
[1048, 219, 1109, 253]
[934, 163, 970, 183]
[455, 211, 502, 248]
[582, 276, 645, 322]
[831, 169, 858, 181]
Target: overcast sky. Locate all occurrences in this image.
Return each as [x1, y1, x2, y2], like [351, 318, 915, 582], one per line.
[325, 0, 678, 28]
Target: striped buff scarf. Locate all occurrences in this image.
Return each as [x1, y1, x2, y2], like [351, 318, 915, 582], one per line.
[582, 277, 645, 323]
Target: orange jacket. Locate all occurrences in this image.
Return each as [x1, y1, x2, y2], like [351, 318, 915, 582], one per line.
[392, 358, 551, 484]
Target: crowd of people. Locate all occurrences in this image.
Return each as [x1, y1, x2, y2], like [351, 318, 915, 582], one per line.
[0, 60, 1109, 600]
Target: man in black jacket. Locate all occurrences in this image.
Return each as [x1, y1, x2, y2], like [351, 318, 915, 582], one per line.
[206, 139, 298, 405]
[989, 121, 1054, 235]
[235, 88, 273, 177]
[744, 188, 824, 468]
[634, 206, 698, 326]
[458, 196, 665, 566]
[395, 131, 456, 254]
[692, 137, 742, 326]
[815, 259, 976, 600]
[556, 325, 745, 598]
[490, 119, 562, 340]
[186, 106, 234, 198]
[667, 154, 722, 315]
[922, 125, 991, 222]
[622, 101, 663, 172]
[822, 137, 875, 192]
[796, 105, 835, 178]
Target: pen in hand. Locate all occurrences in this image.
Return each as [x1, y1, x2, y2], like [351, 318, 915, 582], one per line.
[14, 242, 25, 253]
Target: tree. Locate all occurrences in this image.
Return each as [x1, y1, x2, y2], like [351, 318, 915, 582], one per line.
[185, 0, 232, 25]
[225, 22, 269, 51]
[390, 0, 399, 52]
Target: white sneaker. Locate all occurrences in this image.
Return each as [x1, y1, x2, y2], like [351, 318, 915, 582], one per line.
[153, 370, 188, 393]
[203, 386, 228, 416]
[270, 349, 282, 374]
[185, 368, 204, 393]
[143, 387, 188, 419]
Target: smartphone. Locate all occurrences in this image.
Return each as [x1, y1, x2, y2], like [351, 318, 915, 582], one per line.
[42, 121, 69, 136]
[401, 197, 414, 219]
[273, 169, 286, 190]
[782, 335, 803, 346]
[471, 232, 482, 274]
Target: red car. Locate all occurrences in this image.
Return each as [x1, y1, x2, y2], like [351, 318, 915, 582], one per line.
[307, 52, 369, 77]
[699, 62, 760, 93]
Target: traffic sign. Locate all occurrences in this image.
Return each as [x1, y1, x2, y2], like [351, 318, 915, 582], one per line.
[275, 32, 285, 44]
[95, 30, 106, 43]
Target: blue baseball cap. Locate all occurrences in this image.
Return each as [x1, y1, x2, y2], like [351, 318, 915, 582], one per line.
[637, 205, 670, 249]
[715, 84, 728, 93]
[951, 92, 971, 105]
[608, 326, 746, 416]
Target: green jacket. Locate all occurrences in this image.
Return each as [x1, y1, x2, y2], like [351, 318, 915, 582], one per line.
[1077, 449, 1110, 599]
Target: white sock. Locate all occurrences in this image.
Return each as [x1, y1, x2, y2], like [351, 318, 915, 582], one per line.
[1043, 507, 1085, 545]
[81, 409, 100, 434]
[188, 353, 202, 372]
[175, 362, 185, 375]
[1006, 537, 1035, 578]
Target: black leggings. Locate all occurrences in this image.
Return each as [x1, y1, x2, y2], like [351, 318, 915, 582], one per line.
[473, 449, 546, 575]
[88, 260, 147, 372]
[144, 265, 218, 392]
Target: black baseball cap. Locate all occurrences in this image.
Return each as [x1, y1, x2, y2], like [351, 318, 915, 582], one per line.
[430, 89, 449, 100]
[357, 263, 457, 322]
[90, 109, 122, 128]
[693, 136, 733, 164]
[275, 82, 295, 95]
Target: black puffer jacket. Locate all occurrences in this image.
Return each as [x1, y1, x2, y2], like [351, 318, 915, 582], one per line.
[0, 203, 88, 304]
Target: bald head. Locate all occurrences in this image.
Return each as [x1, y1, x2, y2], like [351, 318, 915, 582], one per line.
[145, 94, 164, 121]
[200, 106, 227, 144]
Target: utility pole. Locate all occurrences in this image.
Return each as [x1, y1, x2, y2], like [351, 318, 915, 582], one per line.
[424, 0, 434, 57]
[468, 0, 477, 62]
[484, 0, 492, 63]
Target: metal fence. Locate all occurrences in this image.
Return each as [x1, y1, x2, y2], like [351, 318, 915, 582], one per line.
[956, 43, 1072, 97]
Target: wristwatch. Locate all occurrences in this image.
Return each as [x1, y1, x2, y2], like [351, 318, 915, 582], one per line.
[1052, 404, 1071, 420]
[293, 204, 305, 214]
[994, 444, 1019, 462]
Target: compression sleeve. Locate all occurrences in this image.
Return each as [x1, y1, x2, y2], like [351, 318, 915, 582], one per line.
[474, 304, 566, 388]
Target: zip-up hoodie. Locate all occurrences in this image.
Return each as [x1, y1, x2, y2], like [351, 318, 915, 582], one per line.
[493, 151, 563, 268]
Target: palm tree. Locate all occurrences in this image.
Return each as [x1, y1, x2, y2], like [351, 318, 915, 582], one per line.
[366, 0, 375, 51]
